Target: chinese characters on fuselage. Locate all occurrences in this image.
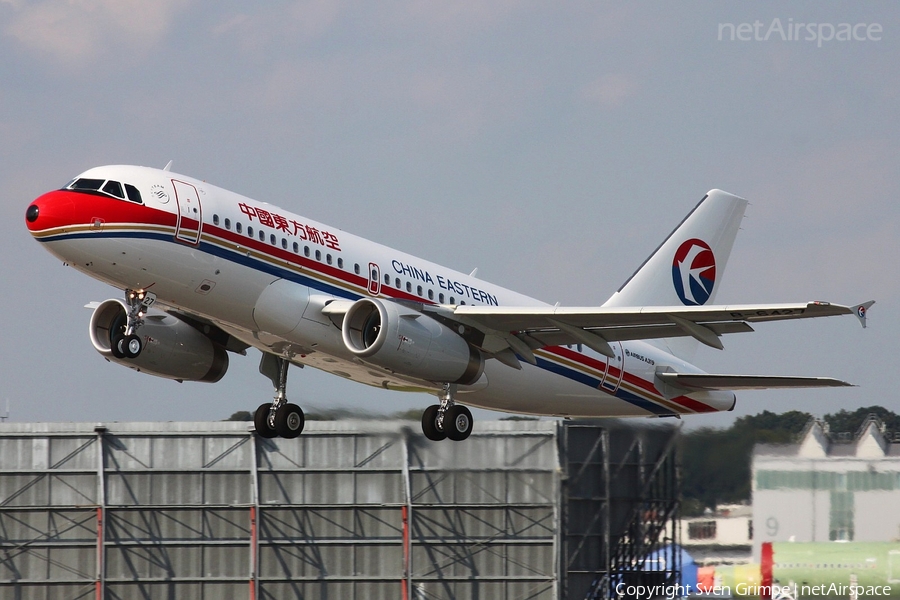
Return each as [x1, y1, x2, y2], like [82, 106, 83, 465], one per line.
[238, 203, 341, 251]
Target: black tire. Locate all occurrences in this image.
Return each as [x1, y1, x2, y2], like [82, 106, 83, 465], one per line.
[445, 405, 473, 441]
[254, 403, 278, 439]
[123, 334, 143, 358]
[274, 403, 305, 439]
[110, 334, 126, 359]
[421, 404, 447, 441]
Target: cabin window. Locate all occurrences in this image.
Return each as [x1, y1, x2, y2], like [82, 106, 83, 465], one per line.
[213, 214, 219, 226]
[326, 254, 332, 265]
[292, 242, 299, 253]
[102, 180, 124, 198]
[281, 238, 287, 249]
[354, 263, 360, 274]
[406, 282, 412, 293]
[315, 250, 321, 261]
[449, 297, 455, 304]
[428, 289, 434, 300]
[247, 226, 254, 237]
[417, 285, 423, 296]
[236, 223, 242, 234]
[439, 293, 445, 303]
[270, 234, 276, 245]
[337, 258, 344, 269]
[304, 246, 310, 257]
[224, 218, 231, 230]
[384, 274, 390, 285]
[258, 230, 265, 242]
[395, 278, 401, 288]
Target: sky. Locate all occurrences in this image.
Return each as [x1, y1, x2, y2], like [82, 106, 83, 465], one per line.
[1, 1, 897, 429]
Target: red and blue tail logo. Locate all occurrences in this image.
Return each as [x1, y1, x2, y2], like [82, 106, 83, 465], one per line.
[672, 239, 716, 305]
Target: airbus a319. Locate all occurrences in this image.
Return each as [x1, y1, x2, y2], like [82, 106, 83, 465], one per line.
[25, 164, 873, 441]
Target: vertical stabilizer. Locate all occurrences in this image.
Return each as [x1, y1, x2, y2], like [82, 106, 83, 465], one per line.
[603, 189, 748, 359]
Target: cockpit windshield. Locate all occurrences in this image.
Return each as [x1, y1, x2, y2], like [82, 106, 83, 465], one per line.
[66, 178, 143, 204]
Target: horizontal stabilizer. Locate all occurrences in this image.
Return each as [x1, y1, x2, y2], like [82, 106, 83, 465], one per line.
[656, 372, 853, 391]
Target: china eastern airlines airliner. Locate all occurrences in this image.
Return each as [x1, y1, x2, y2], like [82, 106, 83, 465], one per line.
[25, 164, 872, 441]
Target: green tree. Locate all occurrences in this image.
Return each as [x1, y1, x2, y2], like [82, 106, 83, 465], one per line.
[225, 410, 253, 421]
[680, 410, 811, 515]
[824, 406, 900, 436]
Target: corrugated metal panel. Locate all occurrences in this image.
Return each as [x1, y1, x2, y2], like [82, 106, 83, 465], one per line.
[0, 509, 96, 542]
[107, 508, 249, 540]
[48, 437, 96, 470]
[0, 420, 573, 599]
[107, 582, 206, 600]
[260, 507, 401, 539]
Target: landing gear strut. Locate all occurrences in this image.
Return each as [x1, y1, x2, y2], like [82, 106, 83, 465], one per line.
[422, 383, 473, 442]
[110, 289, 155, 359]
[254, 354, 305, 439]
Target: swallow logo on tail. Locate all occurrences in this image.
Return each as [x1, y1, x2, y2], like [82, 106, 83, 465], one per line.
[673, 239, 716, 305]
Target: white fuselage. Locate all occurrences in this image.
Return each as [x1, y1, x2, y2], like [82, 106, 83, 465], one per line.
[27, 165, 735, 418]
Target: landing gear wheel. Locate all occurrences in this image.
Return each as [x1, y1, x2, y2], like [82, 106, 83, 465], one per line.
[421, 404, 447, 441]
[254, 403, 278, 439]
[123, 334, 142, 358]
[445, 405, 474, 441]
[110, 334, 127, 359]
[274, 403, 305, 439]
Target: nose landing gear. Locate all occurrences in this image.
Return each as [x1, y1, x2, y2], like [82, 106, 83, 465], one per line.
[421, 383, 473, 442]
[254, 354, 305, 440]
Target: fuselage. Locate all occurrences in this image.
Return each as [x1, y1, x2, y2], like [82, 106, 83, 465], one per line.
[25, 165, 735, 418]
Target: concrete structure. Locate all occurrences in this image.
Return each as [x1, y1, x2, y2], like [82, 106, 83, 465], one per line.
[0, 419, 680, 599]
[752, 416, 900, 559]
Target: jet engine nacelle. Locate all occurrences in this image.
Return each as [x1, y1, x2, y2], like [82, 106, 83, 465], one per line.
[89, 299, 228, 382]
[341, 298, 483, 385]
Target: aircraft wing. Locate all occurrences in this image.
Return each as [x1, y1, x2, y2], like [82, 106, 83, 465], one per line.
[428, 300, 873, 366]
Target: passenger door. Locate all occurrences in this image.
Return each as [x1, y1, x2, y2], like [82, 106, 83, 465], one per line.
[172, 179, 202, 245]
[599, 342, 625, 395]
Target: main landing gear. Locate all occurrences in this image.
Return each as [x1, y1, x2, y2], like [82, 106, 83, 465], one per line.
[110, 289, 155, 359]
[254, 354, 305, 440]
[421, 383, 474, 442]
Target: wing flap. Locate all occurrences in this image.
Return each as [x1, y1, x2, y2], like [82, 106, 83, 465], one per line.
[656, 372, 853, 390]
[521, 321, 753, 348]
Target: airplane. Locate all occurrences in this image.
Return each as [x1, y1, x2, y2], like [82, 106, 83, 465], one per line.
[24, 164, 873, 441]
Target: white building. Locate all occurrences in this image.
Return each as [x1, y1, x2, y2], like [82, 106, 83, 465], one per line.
[681, 504, 753, 565]
[752, 416, 900, 559]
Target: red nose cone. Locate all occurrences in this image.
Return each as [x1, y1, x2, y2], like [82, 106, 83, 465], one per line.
[25, 190, 75, 233]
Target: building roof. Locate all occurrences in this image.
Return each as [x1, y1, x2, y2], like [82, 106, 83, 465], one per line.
[754, 416, 900, 460]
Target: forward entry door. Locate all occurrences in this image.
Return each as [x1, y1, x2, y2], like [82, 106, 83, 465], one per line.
[172, 179, 202, 245]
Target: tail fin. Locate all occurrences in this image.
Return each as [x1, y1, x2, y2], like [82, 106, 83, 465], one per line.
[603, 189, 748, 359]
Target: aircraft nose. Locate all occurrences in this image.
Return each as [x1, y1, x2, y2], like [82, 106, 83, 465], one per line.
[25, 190, 75, 234]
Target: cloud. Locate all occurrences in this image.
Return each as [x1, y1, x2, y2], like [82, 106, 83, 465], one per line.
[3, 0, 188, 67]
